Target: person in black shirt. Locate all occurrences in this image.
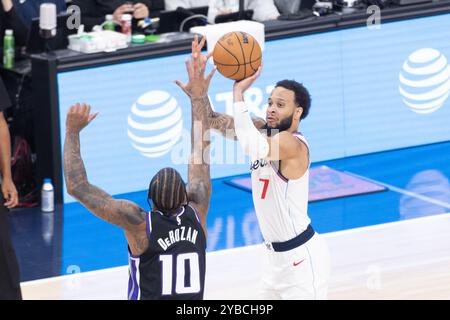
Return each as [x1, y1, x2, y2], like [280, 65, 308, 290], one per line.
[72, 0, 165, 31]
[5, 0, 66, 28]
[63, 36, 215, 299]
[0, 0, 28, 48]
[0, 76, 21, 300]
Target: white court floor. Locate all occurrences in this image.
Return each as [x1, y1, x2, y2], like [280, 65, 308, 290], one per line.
[21, 213, 450, 300]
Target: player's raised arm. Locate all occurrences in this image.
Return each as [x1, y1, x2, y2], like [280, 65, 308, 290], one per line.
[176, 36, 214, 234]
[63, 104, 147, 234]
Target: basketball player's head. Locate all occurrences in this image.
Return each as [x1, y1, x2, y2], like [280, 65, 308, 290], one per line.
[264, 80, 311, 136]
[148, 167, 188, 215]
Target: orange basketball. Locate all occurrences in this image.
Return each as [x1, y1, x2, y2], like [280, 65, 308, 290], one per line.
[212, 31, 262, 81]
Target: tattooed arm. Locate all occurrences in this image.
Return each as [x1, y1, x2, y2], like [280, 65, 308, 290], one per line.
[176, 37, 214, 234]
[187, 95, 211, 235]
[63, 103, 148, 255]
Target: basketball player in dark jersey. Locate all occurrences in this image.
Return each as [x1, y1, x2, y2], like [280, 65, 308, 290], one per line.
[63, 38, 215, 299]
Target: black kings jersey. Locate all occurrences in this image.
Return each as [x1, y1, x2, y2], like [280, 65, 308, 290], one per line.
[128, 204, 206, 300]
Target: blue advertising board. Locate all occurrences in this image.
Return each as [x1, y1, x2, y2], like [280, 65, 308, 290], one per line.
[58, 13, 450, 203]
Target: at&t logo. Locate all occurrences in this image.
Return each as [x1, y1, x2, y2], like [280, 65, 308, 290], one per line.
[399, 48, 450, 114]
[127, 91, 183, 158]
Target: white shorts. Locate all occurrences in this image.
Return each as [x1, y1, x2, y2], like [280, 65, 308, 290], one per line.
[259, 232, 331, 300]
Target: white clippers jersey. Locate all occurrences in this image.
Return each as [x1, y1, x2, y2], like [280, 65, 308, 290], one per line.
[250, 133, 311, 243]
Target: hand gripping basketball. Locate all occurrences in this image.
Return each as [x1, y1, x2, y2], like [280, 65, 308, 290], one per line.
[213, 31, 262, 81]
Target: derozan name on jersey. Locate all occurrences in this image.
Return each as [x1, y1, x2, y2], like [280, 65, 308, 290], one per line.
[157, 226, 199, 251]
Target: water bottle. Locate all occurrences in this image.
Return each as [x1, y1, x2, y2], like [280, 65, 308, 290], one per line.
[121, 14, 132, 44]
[3, 29, 15, 70]
[103, 14, 115, 31]
[41, 178, 54, 212]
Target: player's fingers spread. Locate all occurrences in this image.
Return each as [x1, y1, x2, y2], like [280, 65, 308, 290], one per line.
[88, 112, 99, 123]
[200, 56, 206, 68]
[194, 35, 202, 51]
[175, 80, 186, 90]
[73, 103, 81, 114]
[193, 53, 200, 76]
[78, 103, 84, 116]
[81, 104, 90, 119]
[200, 57, 208, 75]
[174, 80, 189, 95]
[199, 36, 206, 50]
[203, 48, 211, 60]
[185, 59, 193, 78]
[201, 54, 208, 66]
[193, 35, 201, 53]
[206, 65, 217, 83]
[193, 53, 198, 71]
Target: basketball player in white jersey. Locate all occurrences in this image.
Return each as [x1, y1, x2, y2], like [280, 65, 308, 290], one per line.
[177, 36, 331, 299]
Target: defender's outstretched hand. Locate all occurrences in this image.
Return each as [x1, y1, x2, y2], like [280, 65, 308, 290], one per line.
[175, 35, 216, 99]
[66, 103, 98, 133]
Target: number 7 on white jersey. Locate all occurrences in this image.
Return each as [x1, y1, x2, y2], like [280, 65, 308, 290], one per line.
[259, 178, 270, 199]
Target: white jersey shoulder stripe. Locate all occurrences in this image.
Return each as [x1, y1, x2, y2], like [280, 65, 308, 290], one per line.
[292, 132, 310, 169]
[269, 161, 289, 183]
[268, 132, 309, 183]
[292, 132, 309, 148]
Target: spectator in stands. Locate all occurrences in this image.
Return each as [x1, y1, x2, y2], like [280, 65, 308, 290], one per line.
[72, 0, 165, 31]
[4, 0, 66, 27]
[0, 75, 21, 300]
[164, 0, 209, 11]
[207, 0, 280, 23]
[0, 0, 28, 47]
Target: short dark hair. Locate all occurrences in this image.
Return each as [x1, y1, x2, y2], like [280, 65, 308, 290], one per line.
[148, 167, 187, 215]
[275, 80, 311, 120]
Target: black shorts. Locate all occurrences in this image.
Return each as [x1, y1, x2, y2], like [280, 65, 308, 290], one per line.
[0, 195, 22, 300]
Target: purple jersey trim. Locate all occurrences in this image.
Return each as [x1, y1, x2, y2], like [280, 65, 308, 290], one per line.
[188, 203, 202, 223]
[128, 258, 140, 300]
[176, 206, 185, 218]
[146, 211, 152, 239]
[128, 246, 140, 259]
